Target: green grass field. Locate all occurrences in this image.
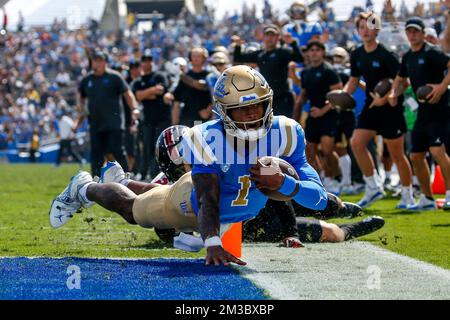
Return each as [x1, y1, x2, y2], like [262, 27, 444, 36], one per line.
[0, 164, 449, 269]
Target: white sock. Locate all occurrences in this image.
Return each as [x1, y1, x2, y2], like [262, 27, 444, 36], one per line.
[364, 175, 377, 189]
[402, 185, 413, 198]
[385, 170, 392, 180]
[78, 182, 96, 206]
[339, 155, 352, 185]
[446, 190, 450, 201]
[413, 176, 419, 186]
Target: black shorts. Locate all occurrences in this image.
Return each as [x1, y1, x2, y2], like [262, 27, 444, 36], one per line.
[356, 104, 406, 139]
[336, 110, 355, 146]
[411, 118, 450, 153]
[305, 109, 339, 144]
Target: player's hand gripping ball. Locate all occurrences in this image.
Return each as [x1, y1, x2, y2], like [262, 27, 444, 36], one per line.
[250, 156, 299, 201]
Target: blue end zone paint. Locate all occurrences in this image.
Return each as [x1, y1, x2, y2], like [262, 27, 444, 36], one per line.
[0, 258, 266, 300]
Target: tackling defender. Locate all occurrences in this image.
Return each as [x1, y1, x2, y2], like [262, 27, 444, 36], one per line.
[50, 65, 330, 266]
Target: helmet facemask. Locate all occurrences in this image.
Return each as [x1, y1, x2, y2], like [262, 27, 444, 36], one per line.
[215, 93, 273, 141]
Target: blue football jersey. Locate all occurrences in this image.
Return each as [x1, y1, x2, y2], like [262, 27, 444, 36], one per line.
[180, 116, 327, 224]
[283, 22, 323, 47]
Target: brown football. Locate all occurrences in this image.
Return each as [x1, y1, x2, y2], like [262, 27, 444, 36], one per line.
[416, 85, 433, 103]
[257, 156, 299, 201]
[326, 90, 356, 110]
[374, 78, 393, 97]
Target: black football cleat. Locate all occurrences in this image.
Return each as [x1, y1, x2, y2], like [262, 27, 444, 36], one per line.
[339, 216, 385, 240]
[338, 202, 363, 218]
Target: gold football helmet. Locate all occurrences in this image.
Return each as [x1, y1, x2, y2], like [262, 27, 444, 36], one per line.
[213, 65, 273, 141]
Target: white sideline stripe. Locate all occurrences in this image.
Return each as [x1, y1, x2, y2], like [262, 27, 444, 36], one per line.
[239, 242, 450, 300]
[352, 242, 450, 281]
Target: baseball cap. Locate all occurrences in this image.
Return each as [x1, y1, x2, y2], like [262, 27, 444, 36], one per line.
[141, 49, 153, 61]
[92, 49, 108, 61]
[405, 17, 425, 31]
[129, 59, 140, 69]
[306, 40, 326, 51]
[263, 24, 280, 35]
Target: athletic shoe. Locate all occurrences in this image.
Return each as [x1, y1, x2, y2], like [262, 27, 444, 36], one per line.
[443, 199, 450, 211]
[100, 161, 129, 184]
[49, 171, 94, 228]
[357, 185, 385, 208]
[396, 191, 415, 209]
[407, 194, 436, 211]
[340, 216, 385, 240]
[352, 183, 365, 194]
[339, 202, 363, 218]
[323, 177, 341, 196]
[340, 184, 355, 195]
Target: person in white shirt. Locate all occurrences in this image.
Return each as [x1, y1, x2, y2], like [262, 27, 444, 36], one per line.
[56, 112, 83, 166]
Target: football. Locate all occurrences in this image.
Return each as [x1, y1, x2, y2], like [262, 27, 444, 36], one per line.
[416, 85, 433, 103]
[374, 78, 393, 97]
[326, 90, 356, 110]
[257, 156, 299, 201]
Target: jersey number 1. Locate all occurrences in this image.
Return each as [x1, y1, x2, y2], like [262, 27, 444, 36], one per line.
[232, 175, 251, 206]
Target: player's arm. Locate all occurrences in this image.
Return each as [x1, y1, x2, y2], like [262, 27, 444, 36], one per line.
[343, 76, 359, 95]
[427, 59, 450, 104]
[293, 88, 307, 121]
[388, 75, 408, 107]
[123, 90, 140, 120]
[345, 50, 361, 95]
[72, 93, 86, 132]
[179, 73, 209, 91]
[232, 35, 259, 63]
[192, 173, 246, 266]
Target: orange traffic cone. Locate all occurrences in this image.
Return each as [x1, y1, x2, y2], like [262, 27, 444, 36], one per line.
[432, 165, 446, 195]
[222, 222, 242, 258]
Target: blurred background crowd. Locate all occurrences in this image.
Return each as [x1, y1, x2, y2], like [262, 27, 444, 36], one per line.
[0, 0, 449, 186]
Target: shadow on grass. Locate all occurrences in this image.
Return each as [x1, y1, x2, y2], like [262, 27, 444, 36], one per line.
[431, 224, 450, 228]
[132, 240, 173, 250]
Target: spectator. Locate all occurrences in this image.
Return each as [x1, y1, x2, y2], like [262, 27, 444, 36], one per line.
[233, 24, 303, 117]
[29, 127, 39, 163]
[171, 47, 212, 127]
[132, 50, 171, 179]
[344, 11, 414, 209]
[74, 49, 139, 177]
[56, 111, 83, 166]
[390, 17, 450, 211]
[282, 2, 323, 47]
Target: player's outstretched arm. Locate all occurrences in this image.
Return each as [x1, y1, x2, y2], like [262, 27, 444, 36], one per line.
[192, 173, 246, 266]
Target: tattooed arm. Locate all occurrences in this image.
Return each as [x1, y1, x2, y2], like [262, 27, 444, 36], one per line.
[192, 173, 246, 266]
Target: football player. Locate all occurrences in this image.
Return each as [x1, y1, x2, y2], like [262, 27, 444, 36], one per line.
[102, 127, 384, 247]
[50, 65, 329, 266]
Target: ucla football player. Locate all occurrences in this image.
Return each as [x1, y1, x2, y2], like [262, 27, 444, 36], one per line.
[49, 65, 328, 266]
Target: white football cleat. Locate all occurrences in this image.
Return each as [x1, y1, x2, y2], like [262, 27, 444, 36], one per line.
[100, 161, 128, 184]
[49, 171, 94, 228]
[340, 183, 355, 195]
[357, 185, 385, 208]
[323, 177, 341, 196]
[396, 190, 415, 209]
[407, 194, 436, 211]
